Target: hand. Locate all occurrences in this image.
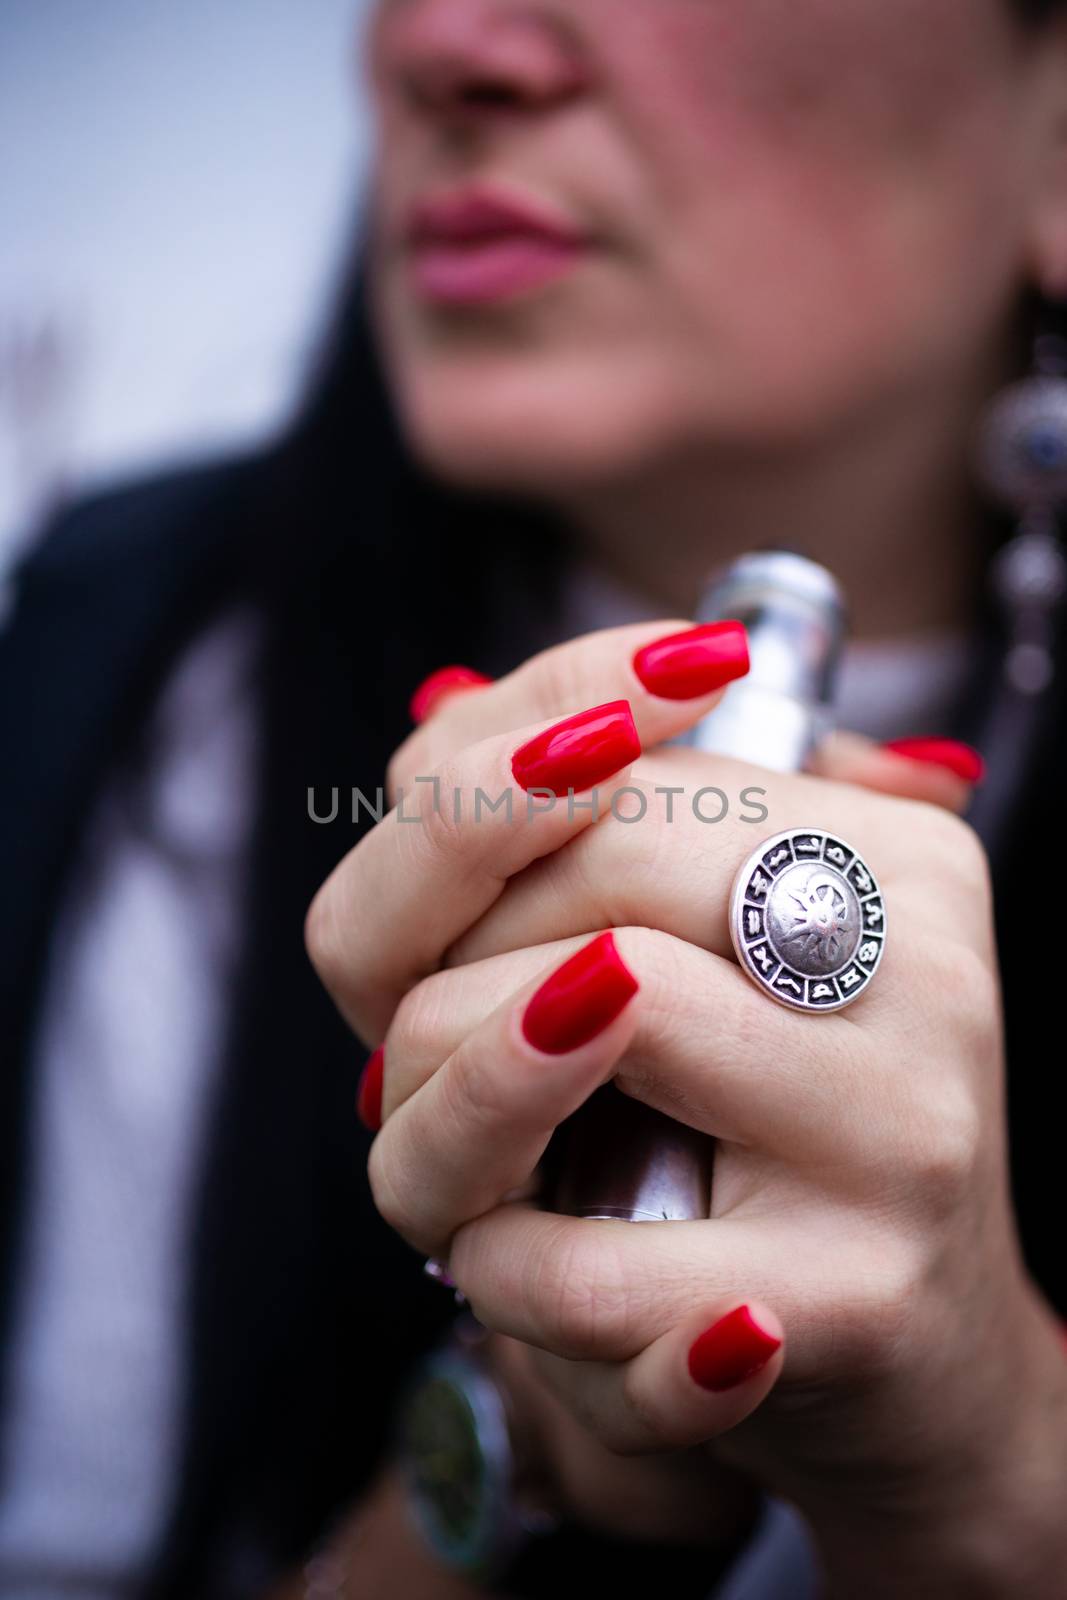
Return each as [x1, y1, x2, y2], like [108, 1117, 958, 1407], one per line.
[265, 1471, 492, 1600]
[307, 621, 1067, 1597]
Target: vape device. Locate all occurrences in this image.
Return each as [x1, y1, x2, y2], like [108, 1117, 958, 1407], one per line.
[552, 550, 848, 1223]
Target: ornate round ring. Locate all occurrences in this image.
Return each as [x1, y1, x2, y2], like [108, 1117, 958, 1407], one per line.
[729, 828, 886, 1013]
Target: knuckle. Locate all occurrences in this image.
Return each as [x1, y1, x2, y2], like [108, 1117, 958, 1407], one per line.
[304, 864, 378, 1035]
[831, 1242, 924, 1379]
[522, 640, 590, 721]
[388, 721, 461, 805]
[385, 742, 415, 805]
[388, 973, 449, 1066]
[938, 940, 998, 1021]
[921, 808, 991, 899]
[909, 1080, 983, 1216]
[607, 789, 678, 882]
[914, 936, 1000, 1050]
[529, 840, 600, 926]
[940, 810, 988, 875]
[304, 874, 346, 991]
[436, 1040, 530, 1151]
[410, 757, 473, 864]
[366, 1137, 419, 1244]
[527, 1229, 635, 1360]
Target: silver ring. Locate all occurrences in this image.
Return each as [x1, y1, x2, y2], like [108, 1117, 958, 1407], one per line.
[729, 827, 886, 1014]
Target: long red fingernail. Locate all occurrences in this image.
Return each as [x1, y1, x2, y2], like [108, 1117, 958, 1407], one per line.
[522, 932, 639, 1055]
[688, 1306, 782, 1392]
[511, 700, 640, 795]
[633, 620, 749, 700]
[410, 666, 492, 724]
[357, 1046, 385, 1131]
[882, 737, 985, 785]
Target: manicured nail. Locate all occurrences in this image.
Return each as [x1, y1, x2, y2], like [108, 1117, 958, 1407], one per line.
[688, 1306, 782, 1392]
[522, 932, 639, 1055]
[410, 665, 492, 724]
[357, 1046, 385, 1132]
[511, 700, 640, 795]
[633, 620, 750, 700]
[883, 737, 985, 785]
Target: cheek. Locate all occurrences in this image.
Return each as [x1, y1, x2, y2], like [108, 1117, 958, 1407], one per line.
[612, 0, 1019, 167]
[605, 0, 1030, 412]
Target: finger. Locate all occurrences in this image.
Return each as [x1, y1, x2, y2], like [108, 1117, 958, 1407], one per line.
[449, 1203, 893, 1385]
[391, 620, 750, 796]
[368, 933, 640, 1258]
[409, 665, 493, 724]
[528, 1301, 784, 1455]
[306, 701, 640, 1042]
[450, 747, 977, 972]
[810, 730, 982, 813]
[448, 1203, 771, 1363]
[382, 927, 880, 1158]
[494, 1335, 758, 1541]
[382, 942, 587, 1117]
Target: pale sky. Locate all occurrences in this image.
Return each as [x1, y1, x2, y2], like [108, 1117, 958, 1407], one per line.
[0, 0, 372, 561]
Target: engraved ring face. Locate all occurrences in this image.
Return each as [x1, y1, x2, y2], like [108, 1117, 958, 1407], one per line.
[729, 828, 886, 1013]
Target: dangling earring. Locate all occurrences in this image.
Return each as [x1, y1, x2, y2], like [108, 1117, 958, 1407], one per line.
[966, 303, 1067, 857]
[975, 311, 1067, 699]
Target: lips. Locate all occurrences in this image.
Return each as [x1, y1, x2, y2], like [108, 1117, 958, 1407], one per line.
[405, 187, 587, 306]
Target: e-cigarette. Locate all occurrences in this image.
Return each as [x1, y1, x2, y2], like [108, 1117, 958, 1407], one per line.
[552, 550, 847, 1223]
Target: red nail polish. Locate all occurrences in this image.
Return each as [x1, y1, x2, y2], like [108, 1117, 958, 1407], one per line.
[511, 700, 640, 795]
[522, 932, 639, 1055]
[357, 1046, 385, 1132]
[883, 737, 985, 785]
[633, 620, 750, 700]
[688, 1306, 782, 1392]
[410, 666, 491, 725]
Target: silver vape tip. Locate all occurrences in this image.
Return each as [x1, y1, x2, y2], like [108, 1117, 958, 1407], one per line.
[687, 550, 847, 772]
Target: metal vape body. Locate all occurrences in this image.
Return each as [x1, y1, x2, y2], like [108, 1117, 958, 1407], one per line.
[687, 550, 846, 772]
[554, 550, 848, 1224]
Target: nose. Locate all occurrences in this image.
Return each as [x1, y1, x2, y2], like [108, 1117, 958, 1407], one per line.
[371, 0, 589, 122]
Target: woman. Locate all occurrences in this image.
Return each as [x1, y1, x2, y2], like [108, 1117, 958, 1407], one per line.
[306, 0, 1067, 1594]
[2, 1, 1066, 1595]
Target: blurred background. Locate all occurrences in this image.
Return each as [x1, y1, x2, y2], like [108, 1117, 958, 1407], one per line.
[0, 0, 370, 576]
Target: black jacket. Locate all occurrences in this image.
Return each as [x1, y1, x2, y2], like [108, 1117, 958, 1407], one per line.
[1, 315, 1063, 1594]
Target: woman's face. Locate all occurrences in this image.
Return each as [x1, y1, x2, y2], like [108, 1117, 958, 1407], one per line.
[367, 0, 1063, 490]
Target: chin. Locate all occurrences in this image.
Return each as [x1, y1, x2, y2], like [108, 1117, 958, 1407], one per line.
[402, 402, 626, 493]
[387, 350, 707, 496]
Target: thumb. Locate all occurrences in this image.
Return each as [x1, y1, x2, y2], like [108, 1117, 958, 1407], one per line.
[530, 1301, 785, 1456]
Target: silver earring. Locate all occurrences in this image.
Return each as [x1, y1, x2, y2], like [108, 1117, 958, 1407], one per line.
[975, 322, 1067, 698]
[978, 329, 1067, 514]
